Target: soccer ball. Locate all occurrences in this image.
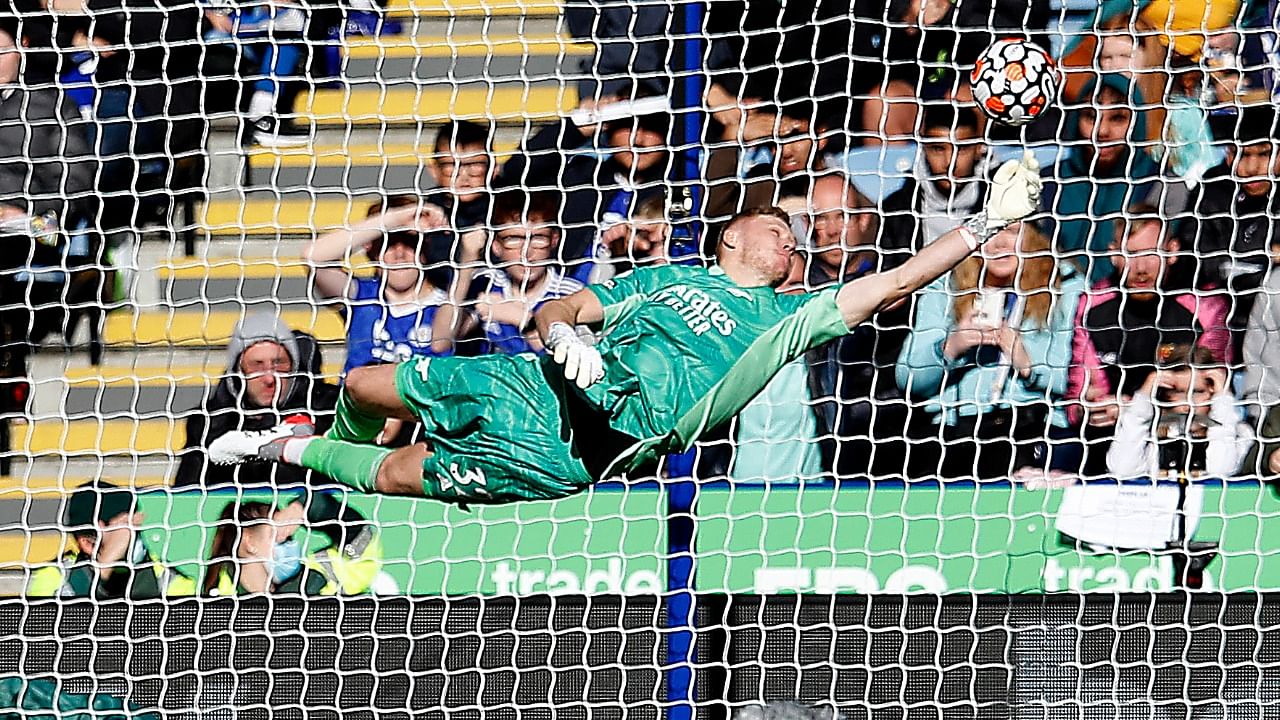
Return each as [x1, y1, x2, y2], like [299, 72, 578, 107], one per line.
[970, 38, 1059, 126]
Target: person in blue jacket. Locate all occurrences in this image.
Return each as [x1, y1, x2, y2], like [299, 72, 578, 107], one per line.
[305, 198, 455, 375]
[897, 222, 1086, 480]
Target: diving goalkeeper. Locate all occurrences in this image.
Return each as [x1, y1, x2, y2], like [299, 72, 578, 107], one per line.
[210, 153, 1043, 503]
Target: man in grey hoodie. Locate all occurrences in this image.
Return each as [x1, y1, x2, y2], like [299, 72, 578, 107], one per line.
[174, 313, 340, 487]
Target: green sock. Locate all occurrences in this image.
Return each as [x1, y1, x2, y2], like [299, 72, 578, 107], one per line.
[327, 388, 385, 443]
[298, 438, 393, 493]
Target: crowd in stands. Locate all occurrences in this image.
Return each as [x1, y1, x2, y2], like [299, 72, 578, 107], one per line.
[7, 0, 1280, 597]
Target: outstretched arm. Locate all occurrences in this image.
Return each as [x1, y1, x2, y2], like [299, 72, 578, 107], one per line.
[835, 227, 977, 328]
[836, 150, 1044, 329]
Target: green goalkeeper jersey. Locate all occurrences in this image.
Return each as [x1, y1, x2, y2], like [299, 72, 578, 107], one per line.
[583, 264, 850, 476]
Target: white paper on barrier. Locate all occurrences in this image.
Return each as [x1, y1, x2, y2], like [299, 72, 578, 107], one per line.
[569, 97, 673, 128]
[1055, 483, 1205, 550]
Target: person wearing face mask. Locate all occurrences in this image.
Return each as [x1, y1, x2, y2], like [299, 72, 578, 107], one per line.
[897, 222, 1086, 480]
[173, 314, 339, 487]
[201, 492, 382, 596]
[1068, 207, 1231, 476]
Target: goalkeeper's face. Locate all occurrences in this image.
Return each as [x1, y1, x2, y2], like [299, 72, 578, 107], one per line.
[723, 214, 797, 287]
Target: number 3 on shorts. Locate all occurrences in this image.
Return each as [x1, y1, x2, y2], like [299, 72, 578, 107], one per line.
[436, 462, 490, 498]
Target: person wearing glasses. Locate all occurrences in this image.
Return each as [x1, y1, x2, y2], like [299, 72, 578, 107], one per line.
[174, 313, 340, 487]
[433, 191, 585, 356]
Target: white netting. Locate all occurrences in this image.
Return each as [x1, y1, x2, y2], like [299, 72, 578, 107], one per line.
[1, 0, 1280, 716]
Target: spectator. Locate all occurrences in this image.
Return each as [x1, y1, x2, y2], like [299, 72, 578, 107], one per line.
[590, 193, 671, 284]
[174, 314, 339, 486]
[496, 94, 671, 281]
[896, 222, 1085, 480]
[425, 119, 495, 233]
[800, 174, 917, 478]
[1070, 207, 1232, 475]
[1, 17, 94, 409]
[1058, 344, 1245, 553]
[27, 481, 196, 598]
[726, 253, 827, 483]
[63, 0, 206, 233]
[852, 0, 1051, 144]
[1107, 344, 1247, 480]
[203, 0, 310, 147]
[0, 18, 94, 242]
[1041, 73, 1161, 283]
[440, 192, 585, 356]
[1179, 104, 1280, 357]
[880, 105, 989, 261]
[304, 199, 452, 374]
[706, 99, 841, 227]
[202, 493, 384, 596]
[802, 174, 880, 288]
[1244, 260, 1280, 421]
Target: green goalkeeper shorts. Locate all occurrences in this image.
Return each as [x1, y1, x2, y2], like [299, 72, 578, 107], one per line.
[394, 354, 600, 504]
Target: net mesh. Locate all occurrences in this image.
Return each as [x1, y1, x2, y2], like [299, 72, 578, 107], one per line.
[1, 0, 1280, 716]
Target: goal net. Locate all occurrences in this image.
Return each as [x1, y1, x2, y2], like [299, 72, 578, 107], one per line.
[2, 0, 1280, 717]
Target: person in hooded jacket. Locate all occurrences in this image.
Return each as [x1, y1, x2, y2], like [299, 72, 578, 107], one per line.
[173, 313, 339, 487]
[1039, 73, 1163, 285]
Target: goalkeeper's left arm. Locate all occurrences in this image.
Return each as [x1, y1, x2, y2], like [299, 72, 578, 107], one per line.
[834, 150, 1043, 330]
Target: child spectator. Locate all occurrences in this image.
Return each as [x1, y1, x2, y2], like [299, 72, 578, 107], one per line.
[425, 119, 495, 233]
[304, 198, 453, 374]
[1058, 344, 1247, 553]
[1041, 73, 1161, 283]
[897, 222, 1085, 480]
[1070, 207, 1232, 475]
[1106, 344, 1247, 480]
[450, 190, 586, 353]
[496, 93, 671, 282]
[590, 193, 671, 284]
[202, 494, 384, 596]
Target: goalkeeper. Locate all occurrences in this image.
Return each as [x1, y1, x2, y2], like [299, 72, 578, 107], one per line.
[210, 153, 1043, 503]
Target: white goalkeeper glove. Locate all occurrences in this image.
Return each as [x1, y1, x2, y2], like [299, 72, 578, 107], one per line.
[546, 322, 605, 390]
[964, 150, 1043, 245]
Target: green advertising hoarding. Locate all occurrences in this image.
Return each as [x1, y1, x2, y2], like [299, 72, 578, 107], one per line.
[136, 486, 667, 595]
[695, 481, 1280, 593]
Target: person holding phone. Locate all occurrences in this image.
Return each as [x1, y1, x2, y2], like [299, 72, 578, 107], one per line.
[1106, 344, 1248, 480]
[897, 222, 1086, 480]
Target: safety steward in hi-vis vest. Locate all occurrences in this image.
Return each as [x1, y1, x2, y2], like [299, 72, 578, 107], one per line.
[202, 490, 384, 597]
[26, 480, 196, 599]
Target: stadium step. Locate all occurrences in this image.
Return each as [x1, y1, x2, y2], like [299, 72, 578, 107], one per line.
[343, 34, 589, 59]
[295, 83, 576, 127]
[12, 419, 181, 456]
[199, 196, 374, 237]
[241, 138, 519, 193]
[104, 309, 345, 347]
[385, 0, 561, 18]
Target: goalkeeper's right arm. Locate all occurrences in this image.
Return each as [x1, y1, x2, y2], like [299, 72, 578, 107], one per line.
[834, 150, 1043, 329]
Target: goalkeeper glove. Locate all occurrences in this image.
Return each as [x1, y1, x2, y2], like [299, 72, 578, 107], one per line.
[546, 322, 605, 390]
[964, 150, 1043, 245]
